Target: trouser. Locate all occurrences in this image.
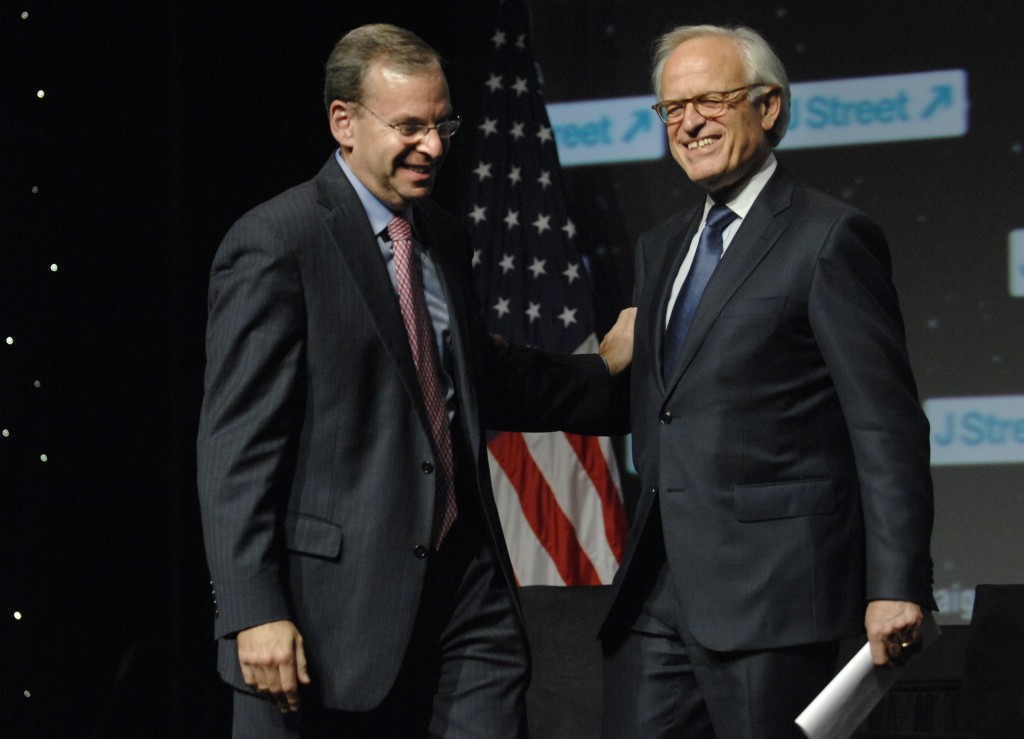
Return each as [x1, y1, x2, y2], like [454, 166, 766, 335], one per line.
[603, 561, 839, 739]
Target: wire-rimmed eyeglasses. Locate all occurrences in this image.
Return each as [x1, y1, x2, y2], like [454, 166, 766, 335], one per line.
[651, 84, 770, 123]
[351, 100, 461, 140]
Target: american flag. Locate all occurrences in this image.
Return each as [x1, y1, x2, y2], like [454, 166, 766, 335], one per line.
[458, 0, 627, 585]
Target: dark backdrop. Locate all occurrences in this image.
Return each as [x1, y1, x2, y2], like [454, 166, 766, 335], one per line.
[2, 1, 1020, 736]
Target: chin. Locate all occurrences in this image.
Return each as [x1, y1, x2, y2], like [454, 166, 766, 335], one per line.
[403, 176, 435, 194]
[686, 171, 726, 193]
[407, 185, 434, 201]
[679, 158, 722, 184]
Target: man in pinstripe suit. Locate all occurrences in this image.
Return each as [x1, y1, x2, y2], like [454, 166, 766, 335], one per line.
[196, 23, 632, 737]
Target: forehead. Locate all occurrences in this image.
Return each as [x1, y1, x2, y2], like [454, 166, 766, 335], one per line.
[362, 61, 450, 112]
[661, 36, 747, 96]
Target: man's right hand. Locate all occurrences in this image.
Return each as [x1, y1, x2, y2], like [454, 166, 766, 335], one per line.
[237, 619, 311, 713]
[599, 307, 637, 376]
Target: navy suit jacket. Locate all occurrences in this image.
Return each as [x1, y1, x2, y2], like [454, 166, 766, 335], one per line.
[602, 165, 934, 652]
[197, 155, 625, 710]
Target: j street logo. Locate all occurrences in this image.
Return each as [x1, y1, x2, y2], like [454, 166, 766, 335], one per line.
[925, 395, 1024, 465]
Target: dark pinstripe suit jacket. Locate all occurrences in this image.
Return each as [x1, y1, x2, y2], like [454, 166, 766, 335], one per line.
[197, 155, 625, 710]
[601, 165, 934, 652]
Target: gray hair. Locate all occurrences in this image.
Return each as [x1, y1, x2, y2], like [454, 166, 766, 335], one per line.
[323, 24, 442, 110]
[651, 24, 791, 147]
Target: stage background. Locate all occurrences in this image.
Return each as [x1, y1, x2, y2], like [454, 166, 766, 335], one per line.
[2, 1, 1020, 735]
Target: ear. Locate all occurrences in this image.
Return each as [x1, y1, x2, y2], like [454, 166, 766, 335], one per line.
[329, 100, 354, 148]
[759, 87, 782, 132]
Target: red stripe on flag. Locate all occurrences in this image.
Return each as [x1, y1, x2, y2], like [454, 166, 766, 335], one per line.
[563, 433, 628, 561]
[488, 431, 602, 586]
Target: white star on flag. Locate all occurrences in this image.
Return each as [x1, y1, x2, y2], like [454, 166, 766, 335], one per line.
[562, 261, 581, 284]
[479, 118, 499, 137]
[473, 161, 493, 181]
[469, 205, 487, 224]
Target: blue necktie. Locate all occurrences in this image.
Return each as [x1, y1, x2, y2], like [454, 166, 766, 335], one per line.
[662, 203, 738, 382]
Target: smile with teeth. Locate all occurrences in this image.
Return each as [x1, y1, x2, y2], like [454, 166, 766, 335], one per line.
[687, 137, 718, 150]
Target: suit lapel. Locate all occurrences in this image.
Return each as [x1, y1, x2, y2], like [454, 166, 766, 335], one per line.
[314, 157, 426, 419]
[664, 167, 797, 389]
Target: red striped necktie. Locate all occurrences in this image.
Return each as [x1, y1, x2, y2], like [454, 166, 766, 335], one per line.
[387, 215, 457, 548]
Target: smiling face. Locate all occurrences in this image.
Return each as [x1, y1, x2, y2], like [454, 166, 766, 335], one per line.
[660, 36, 780, 199]
[330, 61, 451, 209]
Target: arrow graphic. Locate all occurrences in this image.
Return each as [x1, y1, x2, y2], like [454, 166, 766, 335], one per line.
[921, 85, 953, 119]
[622, 110, 652, 143]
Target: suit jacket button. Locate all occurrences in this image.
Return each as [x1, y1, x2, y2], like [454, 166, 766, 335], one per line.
[414, 545, 429, 559]
[659, 410, 673, 424]
[421, 461, 434, 474]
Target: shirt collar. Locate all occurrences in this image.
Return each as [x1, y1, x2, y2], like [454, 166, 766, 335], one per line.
[703, 153, 777, 221]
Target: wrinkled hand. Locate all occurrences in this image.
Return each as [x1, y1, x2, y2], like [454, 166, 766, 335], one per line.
[237, 619, 311, 713]
[599, 307, 637, 376]
[865, 600, 924, 666]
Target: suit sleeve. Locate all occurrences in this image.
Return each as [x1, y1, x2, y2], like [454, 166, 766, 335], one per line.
[477, 339, 630, 436]
[458, 258, 630, 436]
[426, 202, 630, 437]
[196, 213, 304, 638]
[808, 211, 935, 608]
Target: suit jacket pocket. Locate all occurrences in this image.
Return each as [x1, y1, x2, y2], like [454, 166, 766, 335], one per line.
[732, 478, 835, 522]
[719, 296, 786, 318]
[284, 511, 343, 559]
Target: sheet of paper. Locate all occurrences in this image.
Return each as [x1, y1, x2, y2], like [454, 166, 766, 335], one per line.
[796, 612, 940, 739]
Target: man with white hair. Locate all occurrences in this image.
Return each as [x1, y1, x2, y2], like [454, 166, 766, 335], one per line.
[600, 24, 935, 738]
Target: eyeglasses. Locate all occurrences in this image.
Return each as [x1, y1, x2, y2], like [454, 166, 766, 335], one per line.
[351, 101, 461, 140]
[651, 85, 769, 123]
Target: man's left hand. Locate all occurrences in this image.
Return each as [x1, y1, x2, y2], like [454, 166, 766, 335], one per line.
[865, 599, 924, 666]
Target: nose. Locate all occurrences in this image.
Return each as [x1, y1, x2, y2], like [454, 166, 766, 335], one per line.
[416, 126, 446, 157]
[679, 101, 708, 134]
